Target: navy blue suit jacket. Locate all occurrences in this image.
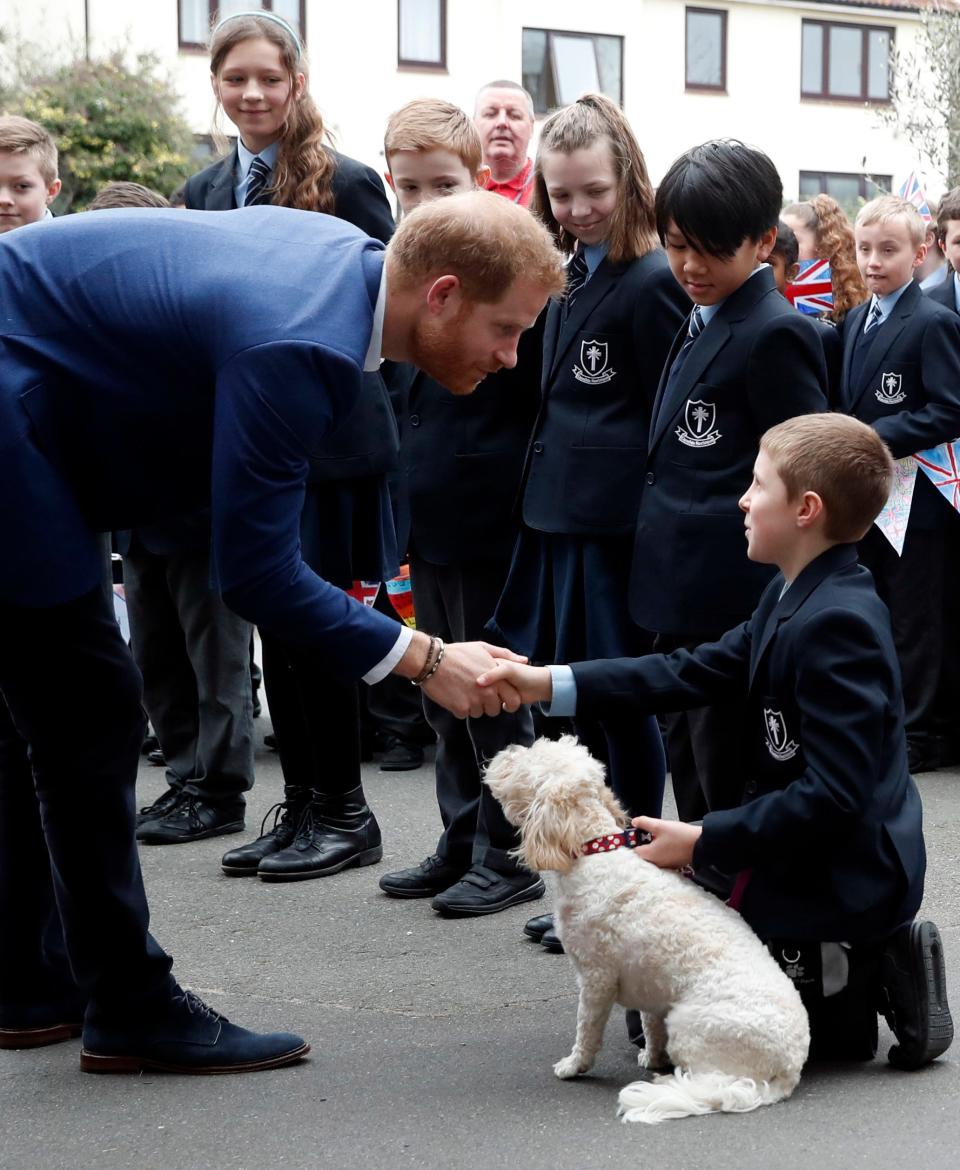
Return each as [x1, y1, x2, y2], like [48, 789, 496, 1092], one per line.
[629, 268, 828, 637]
[924, 272, 958, 316]
[0, 207, 401, 677]
[839, 280, 960, 529]
[572, 544, 925, 942]
[521, 250, 689, 536]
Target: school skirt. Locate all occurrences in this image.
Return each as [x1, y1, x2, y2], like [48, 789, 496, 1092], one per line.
[488, 527, 652, 664]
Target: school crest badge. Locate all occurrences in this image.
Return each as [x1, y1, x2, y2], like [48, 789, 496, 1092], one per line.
[876, 371, 906, 405]
[676, 399, 721, 448]
[764, 708, 798, 762]
[573, 339, 616, 385]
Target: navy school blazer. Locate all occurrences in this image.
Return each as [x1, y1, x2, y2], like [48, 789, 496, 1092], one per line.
[572, 543, 925, 943]
[629, 267, 828, 638]
[839, 280, 960, 530]
[0, 207, 402, 677]
[396, 312, 545, 565]
[923, 272, 959, 315]
[521, 249, 690, 536]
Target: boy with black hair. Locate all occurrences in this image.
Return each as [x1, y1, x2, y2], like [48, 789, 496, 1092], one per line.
[480, 413, 953, 1068]
[841, 195, 960, 774]
[627, 140, 827, 821]
[926, 186, 960, 315]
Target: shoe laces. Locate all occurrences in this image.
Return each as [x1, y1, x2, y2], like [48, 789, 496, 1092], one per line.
[259, 789, 309, 837]
[173, 988, 226, 1025]
[138, 788, 182, 817]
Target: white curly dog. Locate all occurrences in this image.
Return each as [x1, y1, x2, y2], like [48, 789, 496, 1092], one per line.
[485, 736, 810, 1124]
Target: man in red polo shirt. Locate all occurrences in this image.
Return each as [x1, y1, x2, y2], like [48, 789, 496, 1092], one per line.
[474, 80, 535, 208]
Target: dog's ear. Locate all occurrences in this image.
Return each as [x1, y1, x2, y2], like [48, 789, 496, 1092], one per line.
[483, 745, 538, 828]
[518, 771, 601, 875]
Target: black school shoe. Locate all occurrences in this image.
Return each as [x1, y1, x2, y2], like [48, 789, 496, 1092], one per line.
[136, 796, 245, 845]
[540, 926, 565, 953]
[431, 865, 545, 917]
[136, 785, 184, 828]
[378, 734, 424, 772]
[257, 789, 382, 882]
[80, 987, 308, 1075]
[523, 912, 554, 941]
[221, 790, 310, 875]
[879, 920, 953, 1069]
[379, 854, 467, 898]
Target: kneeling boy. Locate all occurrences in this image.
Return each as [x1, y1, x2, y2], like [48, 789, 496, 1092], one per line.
[479, 413, 952, 1067]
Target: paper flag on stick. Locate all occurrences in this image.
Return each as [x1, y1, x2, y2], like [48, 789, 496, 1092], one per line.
[914, 440, 960, 511]
[874, 456, 918, 555]
[785, 258, 833, 316]
[898, 172, 932, 223]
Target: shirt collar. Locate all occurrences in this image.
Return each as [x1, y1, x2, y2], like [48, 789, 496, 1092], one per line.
[582, 241, 609, 275]
[486, 158, 533, 195]
[363, 262, 387, 372]
[954, 271, 960, 315]
[698, 263, 768, 327]
[236, 138, 280, 179]
[871, 279, 913, 323]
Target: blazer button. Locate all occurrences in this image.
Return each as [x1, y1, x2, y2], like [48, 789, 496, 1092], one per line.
[409, 414, 421, 427]
[645, 471, 655, 485]
[533, 441, 544, 454]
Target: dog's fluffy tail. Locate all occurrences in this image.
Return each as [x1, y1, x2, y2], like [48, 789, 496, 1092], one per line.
[617, 1069, 795, 1124]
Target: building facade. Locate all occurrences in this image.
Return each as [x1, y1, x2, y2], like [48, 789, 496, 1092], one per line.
[1, 0, 950, 203]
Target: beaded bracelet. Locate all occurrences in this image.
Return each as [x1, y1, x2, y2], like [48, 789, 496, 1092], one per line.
[411, 637, 446, 687]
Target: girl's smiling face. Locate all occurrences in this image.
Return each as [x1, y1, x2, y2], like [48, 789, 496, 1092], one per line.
[213, 36, 304, 153]
[541, 140, 620, 247]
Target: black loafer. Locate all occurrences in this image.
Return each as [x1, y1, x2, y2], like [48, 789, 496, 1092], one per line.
[541, 927, 565, 953]
[523, 913, 554, 941]
[431, 866, 545, 917]
[136, 797, 245, 845]
[880, 919, 953, 1069]
[379, 854, 467, 898]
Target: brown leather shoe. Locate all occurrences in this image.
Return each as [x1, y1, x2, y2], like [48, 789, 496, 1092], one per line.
[0, 1020, 84, 1049]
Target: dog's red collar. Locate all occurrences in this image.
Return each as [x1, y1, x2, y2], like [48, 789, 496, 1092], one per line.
[581, 827, 651, 856]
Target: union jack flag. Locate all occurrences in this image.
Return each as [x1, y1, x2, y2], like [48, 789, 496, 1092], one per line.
[785, 258, 833, 316]
[915, 441, 960, 512]
[898, 172, 932, 223]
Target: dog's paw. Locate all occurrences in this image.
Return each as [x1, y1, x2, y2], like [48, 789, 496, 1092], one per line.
[553, 1054, 588, 1079]
[636, 1047, 668, 1071]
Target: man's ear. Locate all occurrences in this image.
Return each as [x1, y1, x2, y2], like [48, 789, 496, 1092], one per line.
[425, 274, 462, 317]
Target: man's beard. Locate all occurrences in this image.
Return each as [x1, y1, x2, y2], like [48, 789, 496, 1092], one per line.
[408, 306, 488, 396]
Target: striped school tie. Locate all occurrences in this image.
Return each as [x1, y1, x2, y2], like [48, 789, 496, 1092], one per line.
[564, 248, 590, 315]
[864, 301, 883, 333]
[244, 156, 272, 206]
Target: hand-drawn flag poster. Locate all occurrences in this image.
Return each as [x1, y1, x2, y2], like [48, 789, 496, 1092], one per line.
[914, 441, 960, 513]
[874, 456, 918, 556]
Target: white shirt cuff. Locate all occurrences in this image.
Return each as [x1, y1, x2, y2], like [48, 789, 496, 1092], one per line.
[541, 664, 577, 717]
[362, 625, 413, 685]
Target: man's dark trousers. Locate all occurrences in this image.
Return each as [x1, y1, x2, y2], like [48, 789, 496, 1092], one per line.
[0, 587, 173, 1020]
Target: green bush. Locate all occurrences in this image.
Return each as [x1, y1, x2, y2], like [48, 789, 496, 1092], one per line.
[15, 51, 195, 211]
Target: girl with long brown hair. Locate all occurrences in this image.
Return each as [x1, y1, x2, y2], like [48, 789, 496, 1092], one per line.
[781, 194, 868, 322]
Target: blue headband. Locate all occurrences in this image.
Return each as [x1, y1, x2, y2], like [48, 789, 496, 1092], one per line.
[213, 10, 302, 61]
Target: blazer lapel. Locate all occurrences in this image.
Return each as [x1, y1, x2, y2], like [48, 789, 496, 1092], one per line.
[748, 544, 858, 687]
[206, 146, 238, 211]
[540, 300, 563, 393]
[840, 301, 869, 409]
[547, 259, 623, 382]
[648, 316, 731, 454]
[849, 283, 920, 411]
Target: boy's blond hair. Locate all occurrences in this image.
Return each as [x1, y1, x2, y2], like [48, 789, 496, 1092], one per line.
[87, 181, 170, 211]
[761, 414, 893, 543]
[0, 115, 58, 185]
[384, 99, 482, 175]
[855, 194, 926, 247]
[387, 189, 565, 304]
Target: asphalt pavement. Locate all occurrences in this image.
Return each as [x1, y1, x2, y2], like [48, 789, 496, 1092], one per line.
[2, 721, 959, 1170]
